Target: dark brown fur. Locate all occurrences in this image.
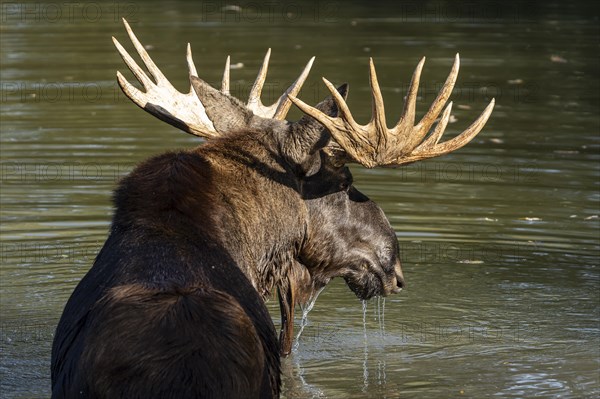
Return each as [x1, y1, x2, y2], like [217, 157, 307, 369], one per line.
[82, 284, 266, 398]
[51, 83, 404, 398]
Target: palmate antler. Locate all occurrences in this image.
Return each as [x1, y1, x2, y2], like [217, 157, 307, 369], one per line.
[114, 19, 494, 166]
[288, 54, 495, 168]
[112, 18, 314, 138]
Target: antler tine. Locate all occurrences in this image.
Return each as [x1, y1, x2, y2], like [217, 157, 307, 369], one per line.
[416, 98, 495, 156]
[368, 58, 388, 148]
[187, 43, 231, 96]
[113, 36, 155, 91]
[121, 18, 168, 85]
[419, 101, 453, 149]
[272, 56, 315, 120]
[221, 56, 231, 95]
[114, 19, 217, 138]
[417, 53, 460, 132]
[247, 49, 271, 111]
[244, 49, 316, 120]
[290, 54, 495, 168]
[398, 56, 426, 128]
[116, 70, 146, 107]
[396, 53, 460, 155]
[186, 43, 198, 77]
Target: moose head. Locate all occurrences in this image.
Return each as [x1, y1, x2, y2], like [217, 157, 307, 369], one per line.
[113, 19, 494, 356]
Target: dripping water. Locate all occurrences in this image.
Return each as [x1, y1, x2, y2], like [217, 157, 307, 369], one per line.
[364, 296, 388, 389]
[378, 297, 386, 340]
[376, 296, 383, 340]
[362, 299, 369, 392]
[375, 296, 387, 387]
[382, 297, 386, 337]
[377, 358, 387, 388]
[285, 287, 326, 397]
[372, 296, 386, 340]
[293, 286, 325, 351]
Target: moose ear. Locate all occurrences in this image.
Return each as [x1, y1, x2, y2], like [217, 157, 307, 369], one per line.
[190, 75, 255, 133]
[293, 83, 349, 143]
[299, 83, 349, 125]
[284, 83, 349, 166]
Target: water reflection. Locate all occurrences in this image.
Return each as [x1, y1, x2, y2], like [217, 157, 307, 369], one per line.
[1, 1, 599, 398]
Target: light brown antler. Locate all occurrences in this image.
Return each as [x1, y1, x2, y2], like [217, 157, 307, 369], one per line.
[288, 54, 495, 168]
[113, 18, 314, 138]
[246, 48, 315, 119]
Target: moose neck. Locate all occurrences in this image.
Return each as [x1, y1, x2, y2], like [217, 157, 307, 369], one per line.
[192, 133, 310, 299]
[111, 129, 314, 300]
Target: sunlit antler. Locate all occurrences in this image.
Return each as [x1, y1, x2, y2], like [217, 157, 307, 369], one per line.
[244, 49, 315, 119]
[113, 19, 218, 138]
[113, 18, 314, 138]
[289, 54, 495, 168]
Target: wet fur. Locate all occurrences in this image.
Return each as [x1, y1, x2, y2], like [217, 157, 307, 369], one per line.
[51, 84, 403, 397]
[51, 140, 290, 398]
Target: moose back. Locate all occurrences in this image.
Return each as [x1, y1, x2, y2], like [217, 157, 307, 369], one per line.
[50, 19, 493, 399]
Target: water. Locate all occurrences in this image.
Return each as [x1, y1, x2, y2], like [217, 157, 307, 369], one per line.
[362, 300, 369, 393]
[1, 1, 599, 398]
[293, 286, 325, 352]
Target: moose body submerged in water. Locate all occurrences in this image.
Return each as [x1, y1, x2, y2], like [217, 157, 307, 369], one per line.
[51, 19, 494, 399]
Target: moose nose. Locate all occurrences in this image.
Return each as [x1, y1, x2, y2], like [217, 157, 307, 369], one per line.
[394, 261, 406, 290]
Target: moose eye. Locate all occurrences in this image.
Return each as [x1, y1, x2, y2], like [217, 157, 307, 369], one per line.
[340, 180, 351, 192]
[339, 169, 353, 192]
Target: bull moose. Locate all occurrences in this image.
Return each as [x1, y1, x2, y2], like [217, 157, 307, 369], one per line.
[51, 19, 494, 399]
